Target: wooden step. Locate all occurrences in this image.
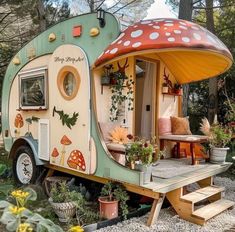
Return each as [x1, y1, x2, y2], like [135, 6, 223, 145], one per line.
[180, 185, 224, 204]
[192, 199, 234, 221]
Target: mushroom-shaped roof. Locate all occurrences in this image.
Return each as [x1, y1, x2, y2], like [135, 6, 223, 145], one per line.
[51, 148, 59, 157]
[94, 18, 233, 84]
[60, 135, 72, 145]
[67, 150, 86, 171]
[14, 113, 24, 128]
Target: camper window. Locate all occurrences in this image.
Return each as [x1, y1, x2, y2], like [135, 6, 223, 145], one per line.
[57, 66, 80, 100]
[18, 67, 48, 110]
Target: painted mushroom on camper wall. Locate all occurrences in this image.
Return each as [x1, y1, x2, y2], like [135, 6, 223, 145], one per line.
[14, 113, 24, 137]
[51, 148, 59, 163]
[60, 135, 72, 166]
[67, 150, 86, 172]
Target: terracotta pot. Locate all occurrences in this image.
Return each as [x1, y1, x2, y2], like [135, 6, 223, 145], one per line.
[49, 198, 76, 222]
[98, 196, 119, 219]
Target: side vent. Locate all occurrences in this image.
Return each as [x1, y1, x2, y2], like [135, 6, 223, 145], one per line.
[38, 119, 50, 161]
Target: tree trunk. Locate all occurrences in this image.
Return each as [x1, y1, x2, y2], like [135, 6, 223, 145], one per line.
[178, 0, 193, 116]
[36, 0, 46, 32]
[205, 0, 217, 124]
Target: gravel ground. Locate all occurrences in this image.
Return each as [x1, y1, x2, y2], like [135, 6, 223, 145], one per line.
[95, 177, 235, 232]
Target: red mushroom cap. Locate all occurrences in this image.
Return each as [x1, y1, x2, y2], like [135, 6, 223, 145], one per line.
[60, 135, 72, 145]
[14, 113, 24, 128]
[94, 18, 233, 84]
[67, 150, 86, 171]
[51, 148, 59, 157]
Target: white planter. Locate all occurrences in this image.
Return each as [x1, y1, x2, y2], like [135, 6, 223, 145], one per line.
[136, 164, 152, 184]
[49, 198, 76, 222]
[210, 147, 229, 164]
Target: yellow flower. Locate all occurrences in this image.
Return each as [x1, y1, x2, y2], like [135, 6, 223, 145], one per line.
[9, 206, 26, 215]
[11, 190, 30, 199]
[68, 225, 84, 232]
[17, 223, 33, 232]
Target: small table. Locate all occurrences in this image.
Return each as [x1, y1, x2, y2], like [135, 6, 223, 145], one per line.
[159, 135, 208, 165]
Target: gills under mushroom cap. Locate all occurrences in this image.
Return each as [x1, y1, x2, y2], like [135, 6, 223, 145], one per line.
[95, 18, 233, 84]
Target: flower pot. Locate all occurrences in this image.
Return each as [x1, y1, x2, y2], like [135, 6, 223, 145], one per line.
[135, 164, 152, 184]
[162, 86, 169, 94]
[210, 147, 229, 164]
[98, 196, 119, 219]
[49, 198, 76, 222]
[101, 76, 110, 85]
[174, 89, 182, 95]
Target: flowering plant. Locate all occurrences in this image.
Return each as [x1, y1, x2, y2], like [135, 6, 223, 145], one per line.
[0, 188, 63, 232]
[200, 118, 232, 148]
[125, 135, 157, 166]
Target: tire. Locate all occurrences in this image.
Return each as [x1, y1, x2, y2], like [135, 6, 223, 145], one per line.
[13, 145, 40, 185]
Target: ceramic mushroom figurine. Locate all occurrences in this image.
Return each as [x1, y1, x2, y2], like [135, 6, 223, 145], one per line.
[14, 113, 24, 137]
[60, 135, 72, 166]
[51, 148, 59, 163]
[67, 150, 86, 172]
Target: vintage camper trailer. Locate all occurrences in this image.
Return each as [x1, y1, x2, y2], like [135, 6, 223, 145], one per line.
[2, 12, 234, 225]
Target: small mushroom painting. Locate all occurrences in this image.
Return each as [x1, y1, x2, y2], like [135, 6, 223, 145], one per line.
[67, 150, 86, 172]
[14, 113, 24, 137]
[51, 148, 59, 163]
[60, 135, 72, 166]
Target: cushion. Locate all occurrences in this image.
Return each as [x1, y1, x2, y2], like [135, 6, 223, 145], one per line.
[99, 122, 119, 142]
[171, 116, 192, 135]
[158, 118, 172, 135]
[109, 127, 128, 144]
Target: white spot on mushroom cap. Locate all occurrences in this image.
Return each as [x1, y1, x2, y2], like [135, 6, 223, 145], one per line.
[165, 20, 173, 23]
[168, 37, 175, 42]
[164, 27, 167, 30]
[164, 23, 174, 26]
[153, 25, 160, 29]
[191, 26, 199, 30]
[154, 19, 164, 22]
[141, 20, 151, 24]
[179, 25, 188, 30]
[117, 40, 122, 44]
[165, 32, 171, 36]
[148, 23, 153, 26]
[182, 37, 190, 43]
[105, 50, 110, 54]
[132, 42, 142, 48]
[123, 40, 131, 46]
[174, 30, 181, 34]
[193, 33, 201, 40]
[131, 30, 143, 38]
[179, 21, 187, 26]
[110, 48, 118, 54]
[134, 25, 138, 28]
[118, 33, 125, 39]
[149, 32, 159, 40]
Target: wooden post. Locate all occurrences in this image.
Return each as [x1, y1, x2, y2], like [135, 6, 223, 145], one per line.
[147, 194, 165, 226]
[190, 143, 195, 165]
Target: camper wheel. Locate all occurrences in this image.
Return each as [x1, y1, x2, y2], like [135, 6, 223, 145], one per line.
[13, 146, 39, 185]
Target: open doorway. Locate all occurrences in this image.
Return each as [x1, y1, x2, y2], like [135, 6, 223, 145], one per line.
[135, 59, 158, 139]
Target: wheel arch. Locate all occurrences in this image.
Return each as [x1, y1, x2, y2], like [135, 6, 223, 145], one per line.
[9, 137, 45, 166]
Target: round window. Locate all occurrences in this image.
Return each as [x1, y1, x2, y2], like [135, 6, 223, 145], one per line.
[57, 66, 80, 100]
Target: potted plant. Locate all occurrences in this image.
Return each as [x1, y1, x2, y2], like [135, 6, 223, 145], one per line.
[98, 182, 129, 220]
[125, 135, 155, 184]
[101, 65, 113, 85]
[49, 181, 84, 222]
[174, 83, 182, 95]
[200, 118, 232, 163]
[162, 82, 169, 93]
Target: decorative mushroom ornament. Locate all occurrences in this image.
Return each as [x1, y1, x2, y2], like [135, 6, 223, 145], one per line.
[95, 18, 233, 84]
[60, 135, 72, 166]
[14, 113, 24, 137]
[67, 150, 86, 172]
[51, 148, 59, 163]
